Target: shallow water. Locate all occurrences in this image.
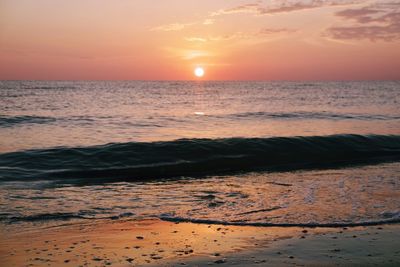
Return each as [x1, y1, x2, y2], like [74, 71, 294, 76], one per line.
[0, 81, 399, 229]
[1, 162, 399, 227]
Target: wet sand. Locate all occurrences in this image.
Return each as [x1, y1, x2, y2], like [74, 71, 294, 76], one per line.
[1, 219, 399, 266]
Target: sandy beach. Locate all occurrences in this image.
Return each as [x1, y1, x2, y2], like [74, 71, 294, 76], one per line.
[1, 219, 399, 266]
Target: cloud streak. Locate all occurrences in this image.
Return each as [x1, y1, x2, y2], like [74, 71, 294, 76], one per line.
[211, 0, 361, 16]
[184, 28, 297, 43]
[327, 1, 400, 41]
[151, 23, 193, 32]
[151, 19, 214, 32]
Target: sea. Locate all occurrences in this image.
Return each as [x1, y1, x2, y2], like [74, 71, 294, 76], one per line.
[0, 81, 399, 230]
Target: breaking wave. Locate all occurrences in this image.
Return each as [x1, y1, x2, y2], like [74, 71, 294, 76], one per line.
[160, 211, 400, 228]
[0, 115, 56, 127]
[0, 134, 399, 183]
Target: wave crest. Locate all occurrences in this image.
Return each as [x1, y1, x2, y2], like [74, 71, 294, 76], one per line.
[159, 212, 400, 228]
[0, 115, 56, 127]
[1, 134, 399, 183]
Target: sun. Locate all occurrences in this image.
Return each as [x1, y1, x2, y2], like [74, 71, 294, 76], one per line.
[194, 67, 205, 78]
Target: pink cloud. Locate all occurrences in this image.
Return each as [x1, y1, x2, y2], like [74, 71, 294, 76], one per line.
[211, 0, 361, 16]
[327, 1, 400, 41]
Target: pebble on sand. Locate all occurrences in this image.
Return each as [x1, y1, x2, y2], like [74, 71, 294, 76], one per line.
[214, 259, 226, 264]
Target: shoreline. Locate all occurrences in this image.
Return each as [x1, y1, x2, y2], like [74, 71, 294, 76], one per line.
[1, 219, 400, 266]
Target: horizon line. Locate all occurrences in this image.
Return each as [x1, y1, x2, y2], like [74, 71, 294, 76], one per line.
[1, 79, 400, 82]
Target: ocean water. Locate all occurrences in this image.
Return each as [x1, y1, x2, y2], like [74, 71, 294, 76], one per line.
[0, 81, 400, 229]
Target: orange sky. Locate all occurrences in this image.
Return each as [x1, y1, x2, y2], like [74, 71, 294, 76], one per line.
[1, 0, 399, 80]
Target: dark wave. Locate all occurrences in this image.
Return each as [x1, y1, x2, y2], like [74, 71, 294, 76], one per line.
[0, 115, 56, 127]
[25, 86, 77, 90]
[0, 114, 164, 128]
[1, 211, 135, 223]
[1, 134, 400, 183]
[3, 212, 86, 222]
[160, 214, 400, 228]
[224, 111, 400, 121]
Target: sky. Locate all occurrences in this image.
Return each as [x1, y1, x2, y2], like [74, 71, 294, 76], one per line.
[0, 0, 400, 80]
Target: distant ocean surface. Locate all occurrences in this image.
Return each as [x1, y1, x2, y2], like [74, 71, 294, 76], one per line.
[1, 81, 400, 229]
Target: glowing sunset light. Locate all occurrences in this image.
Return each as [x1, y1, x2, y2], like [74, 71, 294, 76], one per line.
[0, 0, 399, 80]
[194, 67, 205, 78]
